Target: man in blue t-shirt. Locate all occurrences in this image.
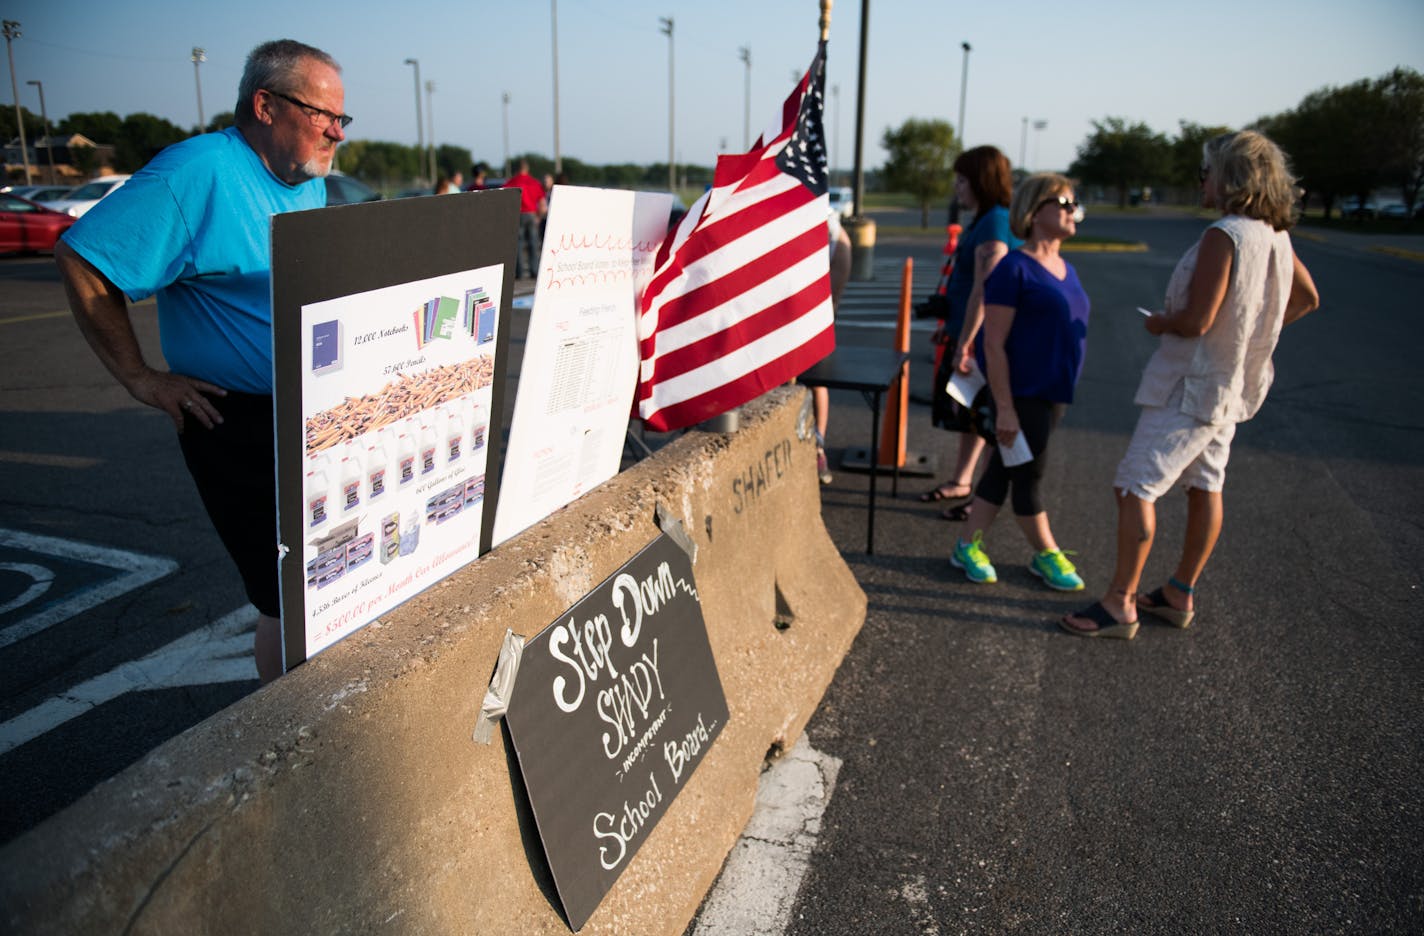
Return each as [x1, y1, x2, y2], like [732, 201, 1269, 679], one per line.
[56, 39, 349, 682]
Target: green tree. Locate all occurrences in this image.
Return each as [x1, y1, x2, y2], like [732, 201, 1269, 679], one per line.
[1378, 67, 1424, 212]
[58, 111, 122, 144]
[880, 117, 959, 227]
[435, 144, 473, 179]
[114, 113, 188, 171]
[205, 112, 235, 133]
[1069, 117, 1171, 208]
[0, 105, 43, 142]
[1170, 121, 1233, 196]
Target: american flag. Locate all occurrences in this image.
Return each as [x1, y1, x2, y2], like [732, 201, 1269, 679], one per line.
[635, 41, 833, 433]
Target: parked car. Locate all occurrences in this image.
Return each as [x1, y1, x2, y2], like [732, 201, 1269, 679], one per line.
[1379, 202, 1410, 219]
[827, 185, 854, 218]
[44, 175, 131, 218]
[324, 173, 382, 205]
[1339, 198, 1379, 219]
[0, 192, 77, 253]
[4, 184, 74, 202]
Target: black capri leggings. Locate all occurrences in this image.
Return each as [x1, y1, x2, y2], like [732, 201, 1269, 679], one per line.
[974, 397, 1066, 516]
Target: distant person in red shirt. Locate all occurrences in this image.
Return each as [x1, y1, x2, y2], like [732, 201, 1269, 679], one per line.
[464, 163, 488, 192]
[505, 159, 547, 278]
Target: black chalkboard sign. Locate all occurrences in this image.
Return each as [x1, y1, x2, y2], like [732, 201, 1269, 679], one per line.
[505, 532, 728, 931]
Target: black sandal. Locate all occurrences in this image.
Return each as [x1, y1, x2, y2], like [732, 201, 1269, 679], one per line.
[1137, 578, 1195, 628]
[1060, 602, 1139, 640]
[918, 482, 972, 503]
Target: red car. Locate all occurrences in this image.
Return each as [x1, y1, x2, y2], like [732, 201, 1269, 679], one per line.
[0, 192, 76, 253]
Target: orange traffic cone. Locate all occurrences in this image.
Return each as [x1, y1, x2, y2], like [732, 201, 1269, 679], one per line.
[931, 223, 962, 373]
[879, 258, 913, 468]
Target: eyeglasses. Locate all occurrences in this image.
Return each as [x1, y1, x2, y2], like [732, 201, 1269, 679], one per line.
[267, 90, 352, 131]
[1037, 195, 1080, 214]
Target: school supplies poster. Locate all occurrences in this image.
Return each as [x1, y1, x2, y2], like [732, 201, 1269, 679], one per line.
[272, 189, 518, 670]
[296, 268, 502, 657]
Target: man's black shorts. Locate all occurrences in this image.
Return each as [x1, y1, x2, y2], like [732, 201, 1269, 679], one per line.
[177, 391, 280, 617]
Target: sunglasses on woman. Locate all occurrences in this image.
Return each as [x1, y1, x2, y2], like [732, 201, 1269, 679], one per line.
[1037, 195, 1080, 213]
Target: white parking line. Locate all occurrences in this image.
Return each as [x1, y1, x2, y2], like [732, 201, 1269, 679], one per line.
[0, 605, 258, 756]
[0, 528, 178, 649]
[691, 735, 842, 936]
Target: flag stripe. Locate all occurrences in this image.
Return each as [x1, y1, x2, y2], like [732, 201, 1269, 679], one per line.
[641, 225, 829, 366]
[642, 275, 833, 405]
[641, 196, 826, 341]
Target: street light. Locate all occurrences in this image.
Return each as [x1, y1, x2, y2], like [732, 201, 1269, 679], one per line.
[25, 78, 53, 182]
[191, 47, 206, 131]
[956, 42, 971, 144]
[3, 21, 30, 185]
[738, 45, 751, 150]
[551, 0, 561, 174]
[659, 17, 674, 193]
[949, 40, 971, 224]
[403, 58, 424, 182]
[425, 80, 437, 183]
[1020, 116, 1028, 170]
[501, 91, 510, 178]
[832, 82, 840, 186]
[1033, 119, 1047, 171]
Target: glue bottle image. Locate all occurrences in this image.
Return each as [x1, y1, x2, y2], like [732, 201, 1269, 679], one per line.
[446, 405, 464, 464]
[397, 422, 417, 486]
[420, 418, 438, 475]
[398, 507, 420, 556]
[340, 444, 362, 513]
[471, 400, 488, 452]
[367, 432, 390, 502]
[306, 456, 332, 529]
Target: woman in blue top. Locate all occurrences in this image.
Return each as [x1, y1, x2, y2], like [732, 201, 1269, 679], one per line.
[950, 173, 1090, 592]
[921, 146, 1021, 514]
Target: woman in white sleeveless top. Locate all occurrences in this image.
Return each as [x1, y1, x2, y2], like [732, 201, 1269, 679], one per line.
[1063, 130, 1319, 639]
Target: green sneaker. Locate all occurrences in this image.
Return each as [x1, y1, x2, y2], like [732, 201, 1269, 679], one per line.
[1030, 548, 1084, 591]
[951, 531, 997, 584]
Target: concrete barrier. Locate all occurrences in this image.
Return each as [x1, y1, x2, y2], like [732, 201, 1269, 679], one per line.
[0, 386, 867, 935]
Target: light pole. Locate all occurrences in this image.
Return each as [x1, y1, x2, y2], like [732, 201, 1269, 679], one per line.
[425, 80, 437, 183]
[738, 45, 751, 150]
[948, 40, 971, 223]
[551, 0, 561, 174]
[403, 58, 423, 182]
[1020, 116, 1028, 170]
[831, 82, 840, 185]
[25, 79, 53, 182]
[956, 41, 971, 145]
[1033, 119, 1047, 171]
[659, 17, 674, 193]
[191, 47, 206, 131]
[3, 21, 30, 186]
[501, 91, 510, 178]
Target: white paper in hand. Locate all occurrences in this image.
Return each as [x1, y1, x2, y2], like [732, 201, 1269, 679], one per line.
[946, 360, 986, 407]
[999, 431, 1033, 467]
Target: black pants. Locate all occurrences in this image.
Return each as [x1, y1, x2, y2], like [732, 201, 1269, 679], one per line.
[974, 397, 1065, 516]
[177, 392, 280, 617]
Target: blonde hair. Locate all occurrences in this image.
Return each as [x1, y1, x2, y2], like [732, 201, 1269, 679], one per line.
[1204, 130, 1299, 231]
[1009, 172, 1073, 240]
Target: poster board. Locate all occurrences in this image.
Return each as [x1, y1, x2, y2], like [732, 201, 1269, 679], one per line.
[505, 532, 728, 930]
[492, 186, 671, 545]
[272, 189, 519, 668]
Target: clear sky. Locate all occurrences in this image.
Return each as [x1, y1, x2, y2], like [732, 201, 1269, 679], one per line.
[7, 0, 1423, 176]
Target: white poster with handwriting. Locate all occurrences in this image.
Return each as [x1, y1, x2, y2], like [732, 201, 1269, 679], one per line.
[492, 186, 672, 545]
[504, 532, 727, 931]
